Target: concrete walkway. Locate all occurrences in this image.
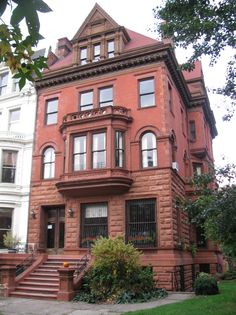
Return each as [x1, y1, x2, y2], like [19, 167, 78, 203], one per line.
[0, 292, 194, 315]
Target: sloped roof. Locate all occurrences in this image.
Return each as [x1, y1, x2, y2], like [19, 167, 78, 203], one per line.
[125, 29, 158, 51]
[72, 3, 120, 41]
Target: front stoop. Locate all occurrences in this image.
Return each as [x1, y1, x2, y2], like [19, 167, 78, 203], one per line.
[10, 256, 84, 300]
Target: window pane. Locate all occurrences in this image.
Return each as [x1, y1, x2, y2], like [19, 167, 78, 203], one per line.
[108, 40, 115, 58]
[0, 73, 8, 95]
[92, 133, 106, 168]
[80, 91, 93, 111]
[115, 131, 124, 167]
[140, 94, 155, 107]
[74, 154, 86, 171]
[93, 44, 100, 61]
[93, 151, 106, 168]
[47, 99, 58, 113]
[1, 151, 17, 183]
[74, 136, 86, 153]
[140, 79, 154, 94]
[10, 109, 20, 122]
[0, 208, 12, 248]
[93, 133, 106, 151]
[99, 87, 113, 107]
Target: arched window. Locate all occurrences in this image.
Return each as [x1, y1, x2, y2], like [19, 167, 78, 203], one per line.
[43, 147, 55, 179]
[141, 132, 157, 168]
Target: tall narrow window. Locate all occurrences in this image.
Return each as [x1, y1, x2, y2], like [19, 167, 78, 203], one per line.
[80, 91, 93, 111]
[93, 44, 100, 61]
[141, 132, 157, 168]
[99, 86, 113, 107]
[0, 73, 8, 96]
[43, 147, 55, 179]
[80, 47, 87, 65]
[92, 132, 106, 169]
[139, 78, 155, 108]
[1, 150, 17, 183]
[126, 199, 156, 248]
[0, 208, 12, 249]
[115, 131, 124, 167]
[9, 108, 20, 131]
[80, 203, 108, 248]
[46, 98, 58, 125]
[107, 40, 115, 58]
[193, 163, 203, 176]
[73, 136, 86, 171]
[189, 120, 196, 141]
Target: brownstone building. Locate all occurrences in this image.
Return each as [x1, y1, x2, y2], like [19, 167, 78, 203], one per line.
[28, 4, 219, 290]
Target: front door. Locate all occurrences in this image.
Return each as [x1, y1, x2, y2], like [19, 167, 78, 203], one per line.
[46, 208, 65, 253]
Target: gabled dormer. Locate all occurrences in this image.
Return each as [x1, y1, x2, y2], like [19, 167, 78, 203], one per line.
[71, 3, 130, 65]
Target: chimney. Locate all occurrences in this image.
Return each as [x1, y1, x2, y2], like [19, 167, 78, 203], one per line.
[55, 37, 72, 59]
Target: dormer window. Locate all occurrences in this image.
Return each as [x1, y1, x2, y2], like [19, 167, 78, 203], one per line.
[107, 40, 115, 58]
[80, 47, 87, 65]
[93, 44, 101, 61]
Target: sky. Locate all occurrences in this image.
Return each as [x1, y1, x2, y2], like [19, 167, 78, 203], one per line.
[34, 0, 236, 167]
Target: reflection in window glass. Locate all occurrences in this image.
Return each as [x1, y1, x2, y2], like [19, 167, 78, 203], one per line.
[43, 147, 55, 179]
[115, 131, 124, 167]
[141, 132, 157, 168]
[92, 133, 106, 169]
[74, 136, 86, 170]
[107, 40, 115, 58]
[99, 87, 113, 107]
[80, 91, 93, 111]
[93, 44, 100, 61]
[46, 99, 58, 125]
[80, 47, 87, 65]
[139, 78, 155, 108]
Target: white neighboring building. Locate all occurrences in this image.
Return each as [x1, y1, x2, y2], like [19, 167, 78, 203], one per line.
[0, 63, 36, 249]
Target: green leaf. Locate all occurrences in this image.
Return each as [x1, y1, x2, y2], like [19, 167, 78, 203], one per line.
[18, 76, 26, 90]
[0, 0, 8, 18]
[34, 0, 52, 13]
[10, 4, 25, 26]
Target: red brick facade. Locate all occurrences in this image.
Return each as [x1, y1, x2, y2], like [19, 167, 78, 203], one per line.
[28, 4, 220, 290]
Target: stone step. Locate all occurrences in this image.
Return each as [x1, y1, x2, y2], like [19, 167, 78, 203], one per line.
[24, 276, 59, 283]
[31, 271, 59, 277]
[10, 291, 57, 300]
[15, 285, 58, 293]
[19, 281, 59, 288]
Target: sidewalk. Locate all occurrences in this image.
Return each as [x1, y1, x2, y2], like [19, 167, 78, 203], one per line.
[0, 292, 194, 315]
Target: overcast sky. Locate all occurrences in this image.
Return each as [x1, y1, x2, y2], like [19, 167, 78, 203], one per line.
[36, 0, 236, 167]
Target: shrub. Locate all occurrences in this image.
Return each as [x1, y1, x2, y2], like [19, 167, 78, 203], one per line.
[74, 236, 167, 303]
[221, 269, 236, 280]
[194, 272, 219, 295]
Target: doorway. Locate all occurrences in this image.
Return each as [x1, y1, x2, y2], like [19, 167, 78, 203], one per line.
[46, 207, 65, 253]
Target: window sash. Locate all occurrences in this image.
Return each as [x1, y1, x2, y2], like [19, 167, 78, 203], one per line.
[46, 99, 58, 125]
[139, 78, 155, 108]
[92, 133, 106, 169]
[80, 47, 87, 65]
[141, 133, 157, 168]
[115, 131, 124, 167]
[80, 91, 93, 111]
[93, 44, 101, 61]
[73, 136, 86, 171]
[126, 199, 156, 248]
[108, 40, 115, 58]
[189, 121, 196, 141]
[0, 73, 8, 95]
[1, 151, 17, 183]
[43, 148, 55, 179]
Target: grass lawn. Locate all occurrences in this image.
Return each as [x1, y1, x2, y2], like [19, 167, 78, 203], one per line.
[123, 280, 236, 315]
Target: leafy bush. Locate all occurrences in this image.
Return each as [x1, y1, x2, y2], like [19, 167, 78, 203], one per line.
[74, 236, 167, 303]
[194, 272, 219, 295]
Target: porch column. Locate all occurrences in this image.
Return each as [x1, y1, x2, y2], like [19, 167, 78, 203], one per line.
[0, 266, 16, 296]
[57, 268, 75, 301]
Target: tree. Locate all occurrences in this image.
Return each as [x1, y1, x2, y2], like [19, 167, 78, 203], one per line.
[154, 0, 236, 120]
[0, 0, 52, 89]
[183, 164, 236, 263]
